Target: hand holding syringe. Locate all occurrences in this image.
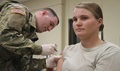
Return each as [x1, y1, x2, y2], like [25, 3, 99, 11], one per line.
[41, 44, 61, 70]
[41, 44, 58, 55]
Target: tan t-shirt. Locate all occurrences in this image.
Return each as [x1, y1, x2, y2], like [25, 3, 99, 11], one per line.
[62, 41, 120, 71]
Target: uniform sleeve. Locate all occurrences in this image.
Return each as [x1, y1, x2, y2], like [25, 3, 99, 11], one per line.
[94, 47, 120, 71]
[12, 55, 46, 71]
[0, 4, 42, 55]
[0, 32, 42, 55]
[28, 58, 46, 71]
[3, 4, 27, 32]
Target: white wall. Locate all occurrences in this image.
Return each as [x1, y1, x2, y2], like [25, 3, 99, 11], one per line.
[23, 0, 120, 53]
[103, 0, 120, 46]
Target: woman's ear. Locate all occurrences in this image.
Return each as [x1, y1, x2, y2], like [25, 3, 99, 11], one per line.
[98, 18, 103, 27]
[98, 18, 104, 31]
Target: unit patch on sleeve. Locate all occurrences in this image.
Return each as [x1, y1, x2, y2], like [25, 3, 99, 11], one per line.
[10, 8, 26, 16]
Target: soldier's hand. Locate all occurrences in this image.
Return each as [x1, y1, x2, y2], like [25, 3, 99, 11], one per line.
[41, 44, 57, 55]
[46, 55, 62, 68]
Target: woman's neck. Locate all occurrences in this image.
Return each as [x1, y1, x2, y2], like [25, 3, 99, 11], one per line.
[81, 37, 104, 48]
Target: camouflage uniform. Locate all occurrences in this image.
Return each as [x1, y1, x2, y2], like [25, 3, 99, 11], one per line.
[0, 2, 46, 71]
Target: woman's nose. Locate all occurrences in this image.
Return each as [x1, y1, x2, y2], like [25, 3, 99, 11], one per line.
[76, 19, 82, 26]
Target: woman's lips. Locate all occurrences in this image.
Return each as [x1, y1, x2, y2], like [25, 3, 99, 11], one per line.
[76, 28, 84, 32]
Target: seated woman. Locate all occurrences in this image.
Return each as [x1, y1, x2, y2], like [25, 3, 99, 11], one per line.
[56, 2, 120, 71]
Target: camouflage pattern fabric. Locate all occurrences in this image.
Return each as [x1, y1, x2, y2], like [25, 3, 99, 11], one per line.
[0, 2, 46, 71]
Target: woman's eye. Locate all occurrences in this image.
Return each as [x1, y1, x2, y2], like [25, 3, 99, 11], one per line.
[81, 16, 88, 20]
[72, 18, 77, 22]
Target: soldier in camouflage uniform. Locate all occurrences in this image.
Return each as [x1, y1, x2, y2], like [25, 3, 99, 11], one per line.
[0, 1, 60, 71]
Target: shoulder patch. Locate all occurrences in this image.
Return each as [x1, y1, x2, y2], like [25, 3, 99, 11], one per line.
[10, 8, 26, 16]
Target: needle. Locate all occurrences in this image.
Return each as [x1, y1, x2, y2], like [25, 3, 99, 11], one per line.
[54, 48, 58, 52]
[54, 44, 58, 52]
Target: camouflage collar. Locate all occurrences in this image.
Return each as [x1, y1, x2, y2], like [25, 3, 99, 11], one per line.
[30, 14, 36, 29]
